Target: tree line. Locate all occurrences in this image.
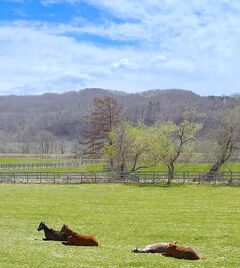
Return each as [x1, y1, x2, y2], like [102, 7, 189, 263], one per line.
[78, 96, 240, 184]
[0, 88, 239, 157]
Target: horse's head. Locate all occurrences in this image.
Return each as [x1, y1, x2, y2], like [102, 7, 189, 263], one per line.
[37, 221, 45, 231]
[60, 224, 67, 232]
[166, 241, 177, 251]
[61, 224, 73, 235]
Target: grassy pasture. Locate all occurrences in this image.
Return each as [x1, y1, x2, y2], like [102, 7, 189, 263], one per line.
[140, 162, 240, 173]
[0, 157, 72, 164]
[1, 156, 240, 173]
[0, 164, 104, 173]
[0, 184, 239, 267]
[0, 156, 104, 173]
[1, 162, 240, 175]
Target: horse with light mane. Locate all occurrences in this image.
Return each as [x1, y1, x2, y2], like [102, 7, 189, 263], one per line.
[132, 241, 176, 254]
[61, 224, 98, 246]
[37, 221, 68, 241]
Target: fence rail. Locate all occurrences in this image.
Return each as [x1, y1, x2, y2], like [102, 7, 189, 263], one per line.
[0, 162, 79, 169]
[0, 171, 239, 184]
[0, 159, 103, 170]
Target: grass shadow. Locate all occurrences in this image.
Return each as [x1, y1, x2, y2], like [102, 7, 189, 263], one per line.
[122, 182, 187, 188]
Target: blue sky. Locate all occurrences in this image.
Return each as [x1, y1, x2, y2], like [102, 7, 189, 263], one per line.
[0, 0, 240, 96]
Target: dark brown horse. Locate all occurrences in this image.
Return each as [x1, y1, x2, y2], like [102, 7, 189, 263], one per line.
[61, 225, 98, 246]
[132, 241, 176, 254]
[162, 242, 200, 260]
[37, 221, 68, 241]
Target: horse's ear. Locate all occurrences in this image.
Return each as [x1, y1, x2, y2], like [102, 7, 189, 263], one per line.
[169, 242, 177, 248]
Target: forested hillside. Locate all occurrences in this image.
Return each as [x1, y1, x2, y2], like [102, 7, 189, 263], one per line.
[0, 88, 238, 153]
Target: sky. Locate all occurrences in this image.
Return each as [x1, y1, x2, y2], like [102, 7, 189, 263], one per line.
[0, 0, 240, 96]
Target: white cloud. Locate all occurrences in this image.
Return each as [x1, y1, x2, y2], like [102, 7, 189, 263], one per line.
[0, 22, 146, 94]
[41, 0, 78, 5]
[1, 1, 240, 95]
[111, 58, 130, 70]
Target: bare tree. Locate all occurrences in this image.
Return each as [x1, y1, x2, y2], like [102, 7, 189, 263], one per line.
[35, 130, 56, 154]
[107, 122, 130, 174]
[80, 96, 125, 164]
[204, 107, 240, 179]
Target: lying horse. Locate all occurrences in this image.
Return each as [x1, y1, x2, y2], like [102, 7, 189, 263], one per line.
[162, 242, 200, 260]
[61, 224, 98, 246]
[132, 241, 176, 254]
[37, 221, 68, 241]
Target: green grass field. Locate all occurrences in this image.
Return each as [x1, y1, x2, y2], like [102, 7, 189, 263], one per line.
[0, 184, 239, 267]
[0, 157, 72, 164]
[1, 161, 240, 174]
[139, 162, 240, 173]
[1, 156, 240, 173]
[0, 164, 104, 173]
[0, 156, 104, 173]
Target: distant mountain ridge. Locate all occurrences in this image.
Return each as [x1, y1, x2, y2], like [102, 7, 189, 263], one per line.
[0, 88, 238, 151]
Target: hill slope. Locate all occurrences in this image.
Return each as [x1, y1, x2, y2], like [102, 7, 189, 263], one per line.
[0, 88, 238, 152]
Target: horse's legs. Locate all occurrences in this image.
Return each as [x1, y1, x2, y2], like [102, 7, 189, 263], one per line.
[62, 235, 73, 245]
[162, 252, 171, 257]
[132, 247, 148, 253]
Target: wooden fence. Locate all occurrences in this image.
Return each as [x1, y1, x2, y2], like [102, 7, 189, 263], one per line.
[0, 159, 103, 170]
[0, 162, 79, 169]
[0, 171, 239, 184]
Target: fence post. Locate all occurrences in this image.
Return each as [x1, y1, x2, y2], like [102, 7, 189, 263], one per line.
[198, 172, 201, 184]
[1, 170, 239, 185]
[228, 171, 233, 184]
